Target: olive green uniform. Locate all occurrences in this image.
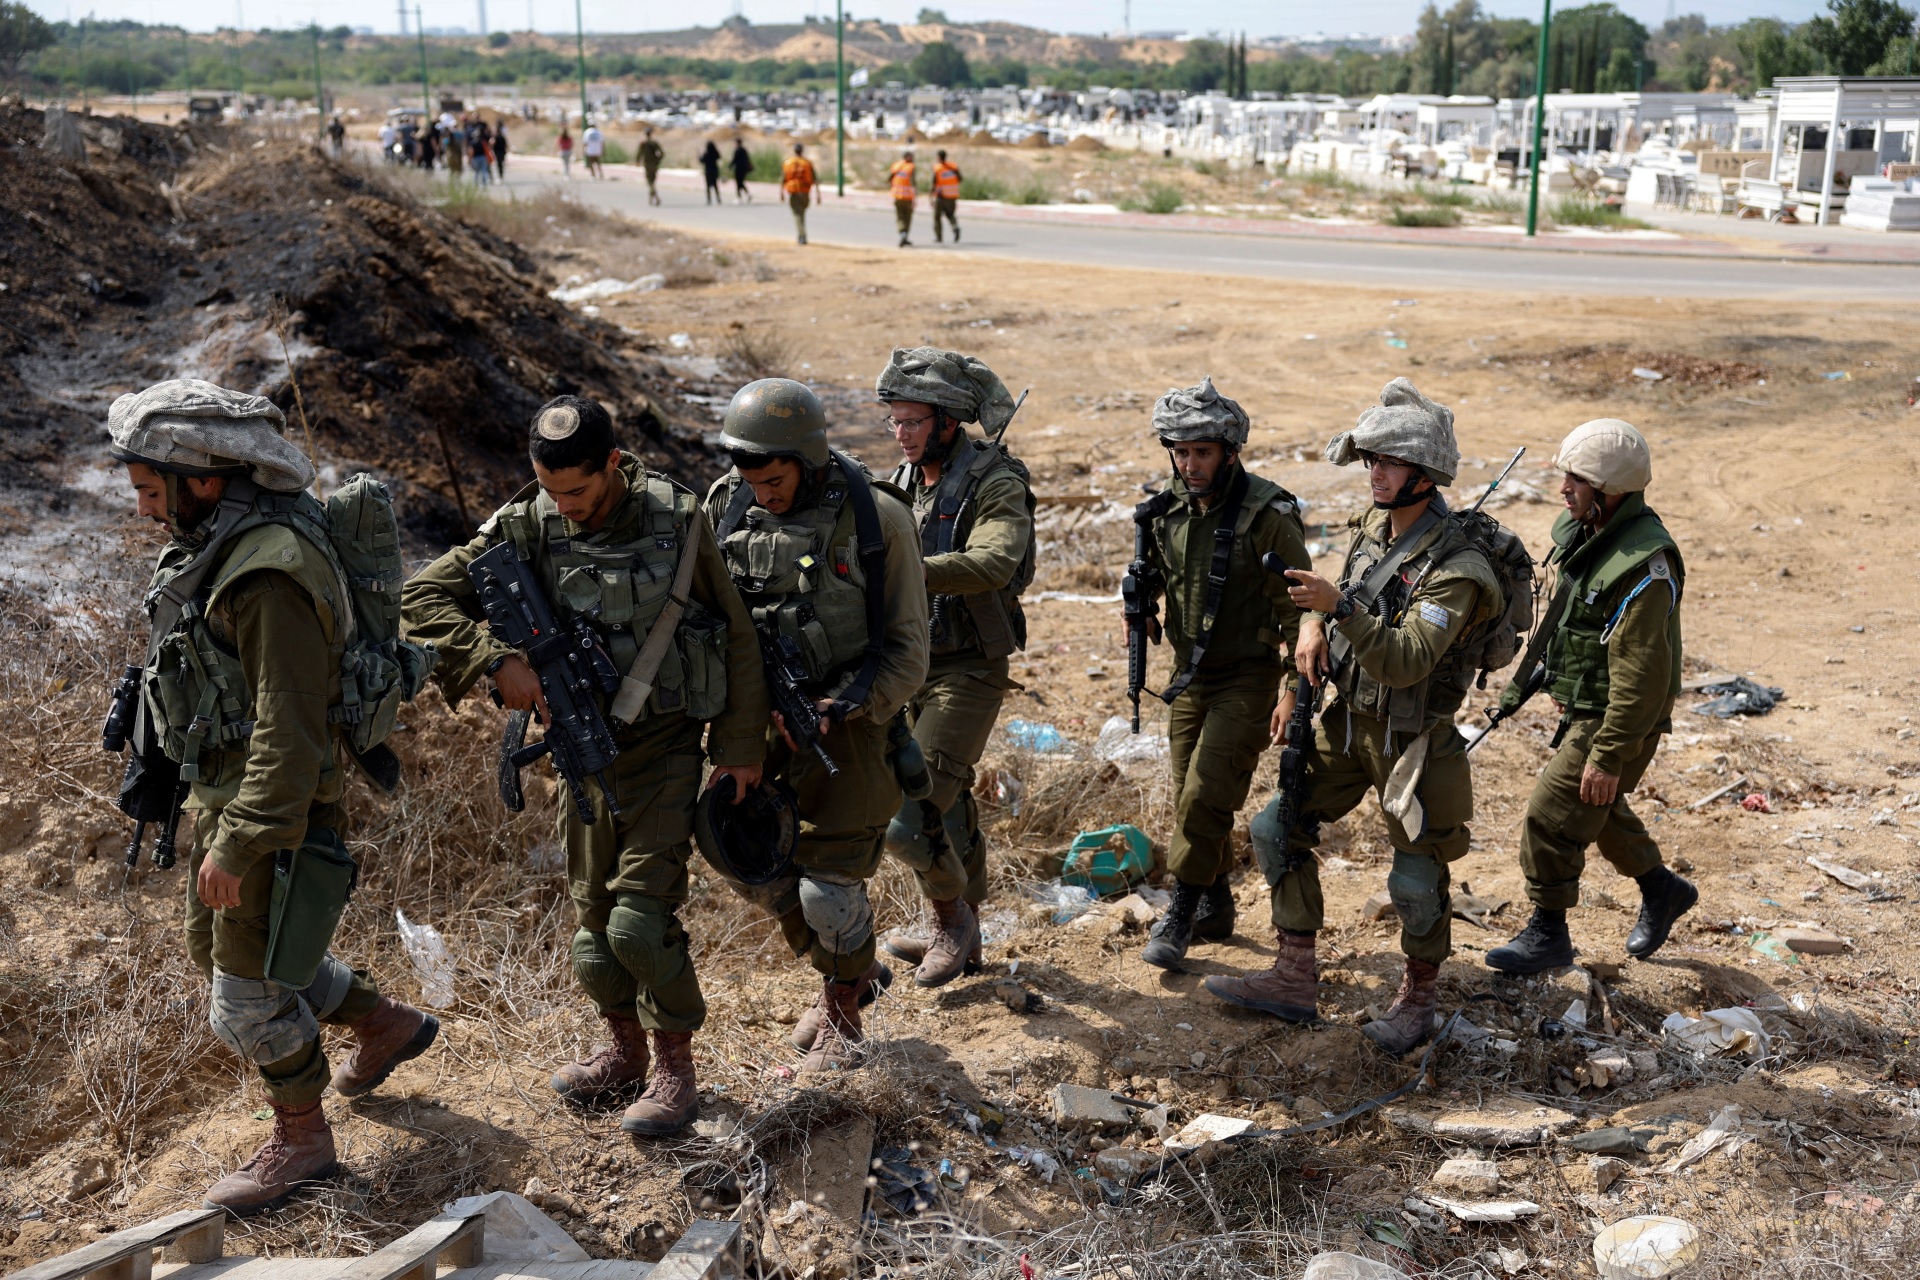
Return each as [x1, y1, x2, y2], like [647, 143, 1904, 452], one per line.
[400, 455, 769, 1033]
[155, 513, 383, 1107]
[703, 460, 930, 980]
[1502, 493, 1683, 909]
[639, 139, 664, 200]
[1257, 505, 1501, 964]
[888, 437, 1035, 904]
[1145, 468, 1309, 888]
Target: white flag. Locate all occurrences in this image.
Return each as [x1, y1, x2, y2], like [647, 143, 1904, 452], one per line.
[849, 66, 870, 88]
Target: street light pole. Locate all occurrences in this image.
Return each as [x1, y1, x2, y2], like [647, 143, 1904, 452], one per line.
[574, 0, 588, 125]
[310, 22, 324, 128]
[835, 0, 845, 196]
[416, 6, 430, 123]
[1525, 0, 1552, 237]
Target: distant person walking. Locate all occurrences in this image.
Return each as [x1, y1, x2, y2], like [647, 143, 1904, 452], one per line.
[417, 126, 438, 171]
[327, 116, 345, 158]
[638, 127, 665, 206]
[445, 123, 464, 178]
[583, 123, 605, 180]
[377, 120, 397, 163]
[932, 148, 962, 243]
[782, 142, 817, 245]
[890, 149, 917, 247]
[730, 138, 754, 203]
[493, 124, 509, 178]
[699, 139, 722, 205]
[468, 121, 493, 187]
[558, 126, 574, 179]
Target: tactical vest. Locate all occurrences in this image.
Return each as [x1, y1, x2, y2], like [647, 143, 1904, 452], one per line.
[490, 468, 728, 726]
[1542, 502, 1684, 716]
[1148, 469, 1301, 679]
[893, 436, 1036, 661]
[143, 492, 350, 788]
[1331, 509, 1501, 735]
[713, 463, 888, 697]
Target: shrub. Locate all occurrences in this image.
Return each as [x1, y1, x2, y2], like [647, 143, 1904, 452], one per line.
[1006, 178, 1055, 205]
[1550, 196, 1651, 229]
[959, 172, 1009, 201]
[1386, 204, 1461, 227]
[1413, 182, 1475, 207]
[1120, 181, 1184, 214]
[748, 145, 786, 184]
[600, 140, 630, 165]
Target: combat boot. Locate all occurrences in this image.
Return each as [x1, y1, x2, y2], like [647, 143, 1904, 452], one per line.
[329, 995, 439, 1098]
[549, 1011, 649, 1106]
[1205, 929, 1318, 1022]
[1485, 908, 1576, 974]
[1191, 873, 1236, 942]
[1627, 866, 1698, 958]
[1362, 958, 1440, 1056]
[790, 959, 894, 1053]
[914, 896, 982, 989]
[799, 978, 864, 1073]
[204, 1098, 338, 1216]
[621, 1031, 698, 1137]
[881, 925, 983, 974]
[1140, 880, 1205, 970]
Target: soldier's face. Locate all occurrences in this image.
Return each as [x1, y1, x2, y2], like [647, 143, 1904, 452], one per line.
[125, 463, 224, 531]
[1169, 441, 1230, 494]
[1365, 454, 1427, 506]
[1561, 471, 1605, 524]
[738, 457, 805, 515]
[533, 453, 621, 527]
[888, 401, 941, 464]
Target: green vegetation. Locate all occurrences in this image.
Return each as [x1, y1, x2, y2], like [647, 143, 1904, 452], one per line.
[958, 172, 1008, 201]
[1006, 177, 1055, 205]
[747, 145, 785, 184]
[599, 139, 630, 165]
[1549, 196, 1652, 229]
[1386, 204, 1463, 227]
[1412, 182, 1475, 207]
[0, 1, 55, 85]
[1119, 182, 1184, 215]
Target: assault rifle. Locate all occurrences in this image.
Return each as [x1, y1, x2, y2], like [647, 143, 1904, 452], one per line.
[1121, 488, 1165, 733]
[758, 622, 840, 777]
[468, 539, 623, 825]
[1261, 552, 1324, 873]
[102, 662, 188, 870]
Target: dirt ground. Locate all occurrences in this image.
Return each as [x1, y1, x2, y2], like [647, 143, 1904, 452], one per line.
[4, 140, 1920, 1280]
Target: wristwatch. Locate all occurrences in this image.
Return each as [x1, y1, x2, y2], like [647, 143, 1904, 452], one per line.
[1330, 595, 1357, 623]
[485, 654, 510, 678]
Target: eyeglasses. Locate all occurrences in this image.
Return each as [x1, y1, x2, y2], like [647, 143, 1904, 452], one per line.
[1360, 452, 1414, 471]
[885, 414, 937, 433]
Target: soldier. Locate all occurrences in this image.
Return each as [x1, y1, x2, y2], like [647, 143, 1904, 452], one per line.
[867, 348, 1034, 990]
[1206, 379, 1503, 1055]
[1129, 378, 1310, 971]
[400, 396, 769, 1136]
[108, 380, 438, 1215]
[1485, 419, 1696, 972]
[638, 127, 666, 206]
[890, 149, 917, 247]
[704, 379, 930, 1071]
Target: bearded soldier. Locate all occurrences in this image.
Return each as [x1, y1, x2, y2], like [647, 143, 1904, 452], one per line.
[704, 379, 930, 1071]
[400, 397, 769, 1136]
[1128, 378, 1310, 970]
[864, 348, 1035, 992]
[1207, 380, 1502, 1055]
[1485, 419, 1696, 972]
[109, 380, 438, 1214]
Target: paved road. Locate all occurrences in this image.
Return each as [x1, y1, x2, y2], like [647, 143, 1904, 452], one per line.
[495, 162, 1915, 300]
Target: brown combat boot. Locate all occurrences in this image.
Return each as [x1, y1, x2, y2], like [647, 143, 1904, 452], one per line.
[880, 924, 983, 974]
[799, 978, 864, 1073]
[913, 896, 982, 989]
[550, 1011, 649, 1106]
[1362, 958, 1441, 1056]
[621, 1031, 698, 1137]
[330, 995, 439, 1098]
[1204, 929, 1319, 1023]
[204, 1098, 338, 1217]
[789, 959, 893, 1053]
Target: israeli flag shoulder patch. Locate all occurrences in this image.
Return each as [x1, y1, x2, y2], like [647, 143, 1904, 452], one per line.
[1418, 601, 1451, 628]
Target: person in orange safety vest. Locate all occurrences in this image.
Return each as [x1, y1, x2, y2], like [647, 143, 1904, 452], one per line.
[889, 150, 917, 247]
[932, 149, 963, 244]
[783, 143, 819, 245]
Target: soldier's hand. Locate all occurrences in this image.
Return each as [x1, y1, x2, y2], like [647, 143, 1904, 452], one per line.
[493, 654, 551, 723]
[1283, 568, 1342, 614]
[1580, 764, 1620, 806]
[1292, 618, 1330, 686]
[196, 858, 242, 911]
[707, 762, 764, 803]
[1271, 688, 1297, 744]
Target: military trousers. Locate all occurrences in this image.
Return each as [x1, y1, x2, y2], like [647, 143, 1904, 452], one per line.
[1519, 713, 1666, 910]
[1262, 705, 1473, 964]
[889, 653, 1010, 905]
[772, 713, 902, 981]
[933, 196, 959, 241]
[184, 800, 380, 1105]
[894, 198, 914, 237]
[562, 720, 708, 1033]
[1166, 660, 1282, 888]
[789, 191, 810, 239]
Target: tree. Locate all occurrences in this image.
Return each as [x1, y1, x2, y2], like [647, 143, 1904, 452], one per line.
[1736, 17, 1817, 88]
[909, 40, 968, 87]
[0, 0, 55, 86]
[1802, 0, 1917, 74]
[916, 8, 949, 23]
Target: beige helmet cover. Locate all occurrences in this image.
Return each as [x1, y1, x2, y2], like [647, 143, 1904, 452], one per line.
[1325, 377, 1459, 486]
[1555, 418, 1651, 495]
[107, 378, 315, 493]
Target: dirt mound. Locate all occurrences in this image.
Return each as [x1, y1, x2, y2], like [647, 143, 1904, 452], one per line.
[1517, 345, 1771, 394]
[968, 129, 1003, 146]
[1016, 131, 1051, 149]
[1064, 134, 1107, 152]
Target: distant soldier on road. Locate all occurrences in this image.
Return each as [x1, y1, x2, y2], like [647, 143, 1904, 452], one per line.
[638, 128, 665, 206]
[890, 149, 918, 247]
[932, 148, 963, 243]
[1484, 419, 1698, 973]
[783, 142, 818, 245]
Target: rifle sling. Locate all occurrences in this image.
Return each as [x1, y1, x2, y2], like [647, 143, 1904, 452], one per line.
[609, 511, 702, 724]
[1158, 468, 1248, 705]
[1326, 502, 1444, 673]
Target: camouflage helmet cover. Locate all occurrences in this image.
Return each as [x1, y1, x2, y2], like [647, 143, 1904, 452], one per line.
[874, 346, 1019, 434]
[1324, 377, 1460, 487]
[1152, 376, 1250, 448]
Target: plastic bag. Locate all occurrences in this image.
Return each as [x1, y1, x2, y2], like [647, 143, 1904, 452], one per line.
[1024, 881, 1095, 923]
[1093, 715, 1170, 763]
[396, 910, 456, 1007]
[1060, 824, 1152, 896]
[1005, 719, 1073, 753]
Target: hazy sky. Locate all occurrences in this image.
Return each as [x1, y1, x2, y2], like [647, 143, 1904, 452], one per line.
[25, 0, 1833, 37]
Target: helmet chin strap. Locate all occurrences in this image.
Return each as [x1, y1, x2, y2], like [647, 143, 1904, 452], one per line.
[1373, 470, 1432, 510]
[921, 410, 960, 466]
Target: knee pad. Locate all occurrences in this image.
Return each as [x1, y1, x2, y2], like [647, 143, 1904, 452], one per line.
[209, 971, 319, 1066]
[884, 798, 934, 866]
[570, 929, 638, 1011]
[797, 873, 873, 957]
[606, 899, 684, 991]
[299, 954, 354, 1021]
[938, 792, 975, 858]
[1250, 798, 1317, 889]
[1386, 850, 1447, 935]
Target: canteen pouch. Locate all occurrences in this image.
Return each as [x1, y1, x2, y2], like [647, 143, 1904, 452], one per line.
[263, 828, 359, 990]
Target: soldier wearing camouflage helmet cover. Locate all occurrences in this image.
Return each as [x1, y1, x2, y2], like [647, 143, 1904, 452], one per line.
[109, 379, 438, 1216]
[1207, 379, 1502, 1056]
[1129, 377, 1311, 973]
[400, 395, 769, 1138]
[1485, 419, 1696, 975]
[703, 378, 930, 1073]
[847, 348, 1037, 999]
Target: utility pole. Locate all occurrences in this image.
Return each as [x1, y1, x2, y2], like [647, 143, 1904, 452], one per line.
[1526, 0, 1551, 237]
[835, 0, 845, 196]
[574, 0, 588, 124]
[310, 22, 324, 125]
[477, 0, 487, 37]
[416, 5, 430, 121]
[398, 1, 407, 36]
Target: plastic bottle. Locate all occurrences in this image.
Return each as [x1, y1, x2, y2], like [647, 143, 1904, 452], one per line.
[395, 909, 456, 1007]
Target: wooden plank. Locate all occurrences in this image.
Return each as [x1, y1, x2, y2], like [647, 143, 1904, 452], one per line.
[163, 1264, 655, 1280]
[329, 1213, 484, 1280]
[4, 1209, 228, 1280]
[160, 1217, 225, 1268]
[643, 1223, 739, 1280]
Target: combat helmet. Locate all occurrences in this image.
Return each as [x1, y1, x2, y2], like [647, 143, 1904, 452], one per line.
[694, 775, 800, 887]
[1152, 376, 1250, 448]
[1555, 418, 1651, 495]
[1324, 377, 1459, 502]
[720, 378, 830, 468]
